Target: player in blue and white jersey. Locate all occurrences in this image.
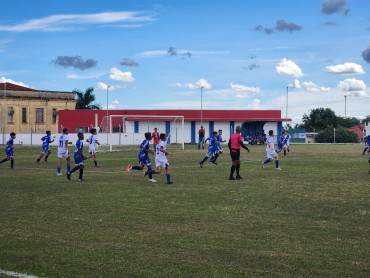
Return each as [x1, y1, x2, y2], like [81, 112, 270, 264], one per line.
[144, 133, 173, 184]
[35, 131, 55, 164]
[277, 132, 288, 157]
[127, 132, 156, 183]
[86, 128, 101, 167]
[362, 134, 370, 155]
[210, 129, 226, 162]
[261, 130, 281, 170]
[0, 132, 16, 169]
[67, 133, 91, 181]
[57, 128, 72, 176]
[285, 130, 292, 154]
[199, 131, 220, 167]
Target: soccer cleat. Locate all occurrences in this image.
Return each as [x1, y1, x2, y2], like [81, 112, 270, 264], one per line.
[212, 161, 218, 165]
[199, 162, 203, 168]
[67, 172, 71, 180]
[44, 159, 48, 162]
[126, 164, 132, 173]
[261, 162, 265, 168]
[228, 176, 236, 180]
[35, 161, 39, 164]
[148, 179, 157, 183]
[57, 173, 62, 176]
[167, 181, 173, 184]
[275, 168, 281, 170]
[236, 175, 243, 180]
[78, 178, 85, 182]
[143, 170, 149, 177]
[95, 165, 101, 168]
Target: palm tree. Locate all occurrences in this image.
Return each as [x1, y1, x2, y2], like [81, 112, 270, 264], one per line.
[74, 87, 101, 110]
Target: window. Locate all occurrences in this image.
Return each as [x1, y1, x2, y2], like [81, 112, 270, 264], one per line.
[22, 108, 27, 123]
[76, 127, 89, 132]
[52, 109, 58, 123]
[8, 107, 14, 123]
[36, 108, 44, 123]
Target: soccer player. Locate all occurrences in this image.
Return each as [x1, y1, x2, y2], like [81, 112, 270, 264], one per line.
[199, 131, 220, 167]
[152, 128, 160, 152]
[285, 130, 292, 154]
[144, 133, 173, 184]
[262, 130, 281, 170]
[35, 131, 54, 164]
[86, 128, 101, 167]
[57, 127, 72, 176]
[276, 132, 288, 157]
[127, 132, 156, 183]
[362, 134, 370, 155]
[228, 126, 250, 180]
[210, 129, 226, 162]
[67, 133, 91, 182]
[0, 132, 16, 169]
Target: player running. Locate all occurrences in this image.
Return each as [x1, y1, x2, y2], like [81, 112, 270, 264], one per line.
[199, 131, 220, 167]
[67, 133, 91, 182]
[276, 132, 288, 157]
[87, 128, 101, 167]
[0, 132, 16, 169]
[35, 131, 55, 164]
[210, 129, 226, 163]
[57, 128, 72, 176]
[127, 132, 157, 183]
[285, 130, 291, 154]
[262, 130, 281, 170]
[362, 134, 370, 155]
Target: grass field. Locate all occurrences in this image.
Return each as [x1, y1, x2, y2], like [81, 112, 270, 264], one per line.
[0, 144, 369, 278]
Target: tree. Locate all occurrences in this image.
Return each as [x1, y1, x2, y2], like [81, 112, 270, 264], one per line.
[74, 87, 101, 110]
[337, 117, 360, 128]
[361, 115, 370, 124]
[316, 127, 359, 143]
[301, 108, 337, 132]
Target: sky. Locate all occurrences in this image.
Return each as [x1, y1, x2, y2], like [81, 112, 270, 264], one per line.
[0, 0, 369, 125]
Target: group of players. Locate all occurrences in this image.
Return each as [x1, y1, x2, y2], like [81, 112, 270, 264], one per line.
[1, 126, 370, 180]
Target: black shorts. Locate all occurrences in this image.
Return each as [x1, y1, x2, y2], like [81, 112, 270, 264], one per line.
[230, 149, 240, 162]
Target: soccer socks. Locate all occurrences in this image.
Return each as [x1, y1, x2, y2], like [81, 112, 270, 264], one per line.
[230, 165, 236, 178]
[45, 155, 49, 161]
[275, 160, 279, 168]
[79, 168, 83, 179]
[0, 158, 8, 163]
[166, 174, 171, 183]
[57, 167, 61, 173]
[235, 164, 240, 176]
[70, 166, 79, 174]
[284, 149, 286, 156]
[363, 148, 368, 155]
[148, 169, 156, 175]
[94, 160, 97, 166]
[132, 166, 142, 170]
[37, 158, 41, 163]
[263, 159, 271, 164]
[11, 160, 14, 168]
[149, 173, 153, 179]
[200, 156, 209, 164]
[67, 166, 71, 172]
[213, 154, 219, 162]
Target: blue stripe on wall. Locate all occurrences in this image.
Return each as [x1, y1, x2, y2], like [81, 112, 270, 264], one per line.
[191, 121, 196, 143]
[166, 121, 171, 143]
[209, 121, 214, 138]
[277, 121, 282, 138]
[134, 121, 139, 133]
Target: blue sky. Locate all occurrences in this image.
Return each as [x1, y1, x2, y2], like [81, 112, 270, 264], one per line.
[0, 0, 369, 125]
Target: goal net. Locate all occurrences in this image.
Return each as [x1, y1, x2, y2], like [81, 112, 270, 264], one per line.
[99, 115, 185, 152]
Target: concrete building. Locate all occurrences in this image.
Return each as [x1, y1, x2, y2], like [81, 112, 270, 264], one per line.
[59, 109, 291, 145]
[0, 83, 76, 142]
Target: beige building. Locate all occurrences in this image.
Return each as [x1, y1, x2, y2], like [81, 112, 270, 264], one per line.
[0, 82, 76, 135]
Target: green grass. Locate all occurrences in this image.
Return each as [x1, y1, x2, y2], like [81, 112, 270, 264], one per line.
[0, 144, 369, 277]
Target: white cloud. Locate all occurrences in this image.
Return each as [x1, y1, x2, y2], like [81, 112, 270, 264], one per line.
[109, 68, 135, 83]
[175, 82, 182, 87]
[275, 58, 303, 77]
[338, 78, 366, 96]
[0, 12, 154, 32]
[326, 62, 365, 75]
[230, 83, 260, 94]
[96, 82, 125, 91]
[301, 81, 331, 92]
[67, 73, 103, 79]
[288, 79, 301, 89]
[248, 98, 261, 109]
[0, 76, 29, 88]
[185, 79, 212, 89]
[236, 93, 249, 99]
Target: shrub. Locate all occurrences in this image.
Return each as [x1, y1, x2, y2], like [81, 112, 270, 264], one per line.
[316, 128, 358, 143]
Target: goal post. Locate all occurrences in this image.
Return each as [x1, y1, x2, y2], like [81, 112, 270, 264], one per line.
[100, 115, 185, 152]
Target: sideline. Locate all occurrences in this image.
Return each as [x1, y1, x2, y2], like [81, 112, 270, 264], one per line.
[0, 269, 43, 278]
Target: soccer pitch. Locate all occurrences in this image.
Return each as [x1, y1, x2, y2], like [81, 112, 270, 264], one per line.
[0, 144, 369, 277]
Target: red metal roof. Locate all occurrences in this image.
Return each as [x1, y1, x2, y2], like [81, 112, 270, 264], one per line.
[0, 82, 35, 91]
[59, 109, 291, 132]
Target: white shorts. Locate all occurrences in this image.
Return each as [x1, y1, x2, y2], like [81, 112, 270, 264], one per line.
[89, 148, 96, 155]
[267, 150, 278, 159]
[155, 158, 169, 168]
[286, 142, 290, 147]
[58, 150, 69, 159]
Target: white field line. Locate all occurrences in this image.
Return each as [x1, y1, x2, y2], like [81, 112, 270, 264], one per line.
[0, 269, 43, 278]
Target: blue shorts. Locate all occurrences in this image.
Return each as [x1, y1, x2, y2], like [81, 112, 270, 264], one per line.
[42, 146, 50, 154]
[6, 149, 14, 158]
[215, 145, 223, 152]
[139, 155, 151, 166]
[74, 153, 85, 166]
[366, 142, 370, 147]
[206, 146, 217, 157]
